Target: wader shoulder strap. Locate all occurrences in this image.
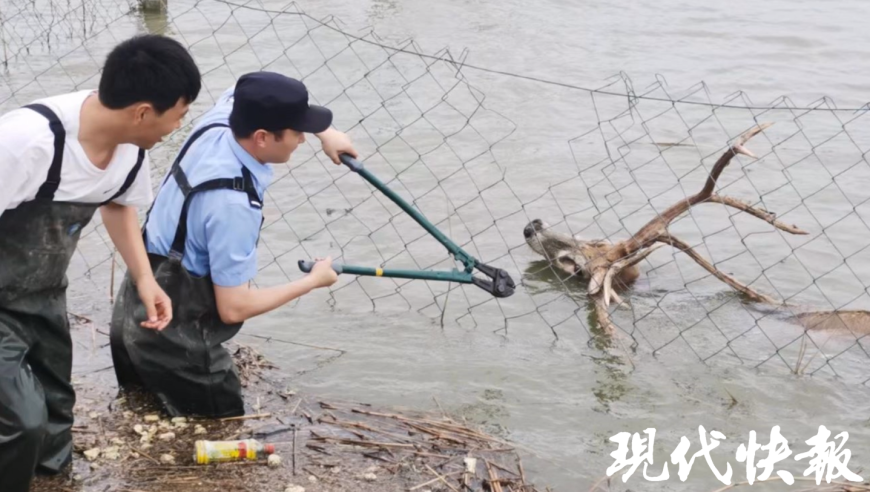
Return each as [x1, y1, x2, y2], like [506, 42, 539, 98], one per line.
[24, 103, 148, 206]
[142, 122, 230, 233]
[23, 103, 65, 200]
[168, 166, 262, 261]
[168, 123, 232, 183]
[101, 148, 146, 206]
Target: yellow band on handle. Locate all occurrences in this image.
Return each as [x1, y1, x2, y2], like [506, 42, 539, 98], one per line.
[376, 268, 383, 277]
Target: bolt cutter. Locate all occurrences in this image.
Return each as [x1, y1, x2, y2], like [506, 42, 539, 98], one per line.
[298, 154, 515, 298]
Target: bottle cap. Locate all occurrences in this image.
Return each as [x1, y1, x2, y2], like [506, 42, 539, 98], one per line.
[265, 444, 276, 455]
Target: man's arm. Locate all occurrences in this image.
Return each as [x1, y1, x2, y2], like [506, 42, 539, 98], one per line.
[0, 109, 52, 218]
[214, 259, 337, 324]
[100, 203, 172, 330]
[0, 146, 31, 216]
[316, 127, 358, 164]
[200, 194, 338, 324]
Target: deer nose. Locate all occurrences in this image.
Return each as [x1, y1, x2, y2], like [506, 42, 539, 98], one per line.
[523, 223, 535, 238]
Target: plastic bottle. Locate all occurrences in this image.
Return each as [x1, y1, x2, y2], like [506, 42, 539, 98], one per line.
[194, 439, 276, 464]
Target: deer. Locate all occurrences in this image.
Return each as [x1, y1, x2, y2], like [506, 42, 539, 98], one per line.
[524, 124, 870, 337]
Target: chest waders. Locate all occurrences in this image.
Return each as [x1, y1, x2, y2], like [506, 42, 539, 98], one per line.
[0, 104, 143, 491]
[110, 122, 263, 418]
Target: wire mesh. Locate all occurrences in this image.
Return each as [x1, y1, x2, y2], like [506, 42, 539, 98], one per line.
[2, 0, 869, 386]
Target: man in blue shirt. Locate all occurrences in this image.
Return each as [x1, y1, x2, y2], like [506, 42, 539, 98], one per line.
[109, 71, 353, 417]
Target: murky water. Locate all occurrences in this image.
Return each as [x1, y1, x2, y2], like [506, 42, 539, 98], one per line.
[3, 0, 870, 490]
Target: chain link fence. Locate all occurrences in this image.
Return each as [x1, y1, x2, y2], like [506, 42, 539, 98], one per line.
[3, 0, 869, 386]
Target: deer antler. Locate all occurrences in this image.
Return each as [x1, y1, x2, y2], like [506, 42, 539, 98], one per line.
[589, 123, 800, 334]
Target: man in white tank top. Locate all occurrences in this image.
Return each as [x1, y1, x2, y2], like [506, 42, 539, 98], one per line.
[0, 34, 199, 491]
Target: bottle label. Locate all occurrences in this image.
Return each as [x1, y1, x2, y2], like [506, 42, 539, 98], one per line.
[197, 440, 258, 463]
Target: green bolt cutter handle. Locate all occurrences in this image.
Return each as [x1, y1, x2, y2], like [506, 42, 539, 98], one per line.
[297, 154, 515, 298]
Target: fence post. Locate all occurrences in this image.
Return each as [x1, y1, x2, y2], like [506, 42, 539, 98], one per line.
[139, 0, 167, 13]
[139, 0, 169, 34]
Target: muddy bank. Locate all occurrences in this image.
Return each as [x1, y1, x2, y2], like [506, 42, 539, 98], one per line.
[34, 298, 546, 492]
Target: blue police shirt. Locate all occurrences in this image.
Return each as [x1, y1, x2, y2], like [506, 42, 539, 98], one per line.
[145, 86, 273, 287]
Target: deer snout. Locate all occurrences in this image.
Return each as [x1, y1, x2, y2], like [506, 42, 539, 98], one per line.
[523, 223, 535, 239]
[523, 219, 545, 239]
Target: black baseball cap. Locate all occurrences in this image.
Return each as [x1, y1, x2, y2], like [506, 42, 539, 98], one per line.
[230, 71, 332, 134]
